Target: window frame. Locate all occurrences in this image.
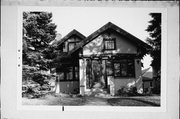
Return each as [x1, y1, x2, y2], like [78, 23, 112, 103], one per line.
[103, 38, 116, 50]
[58, 65, 79, 81]
[68, 41, 77, 51]
[113, 59, 135, 78]
[66, 67, 73, 80]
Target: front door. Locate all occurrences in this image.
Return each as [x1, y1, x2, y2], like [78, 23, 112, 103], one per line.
[86, 59, 107, 89]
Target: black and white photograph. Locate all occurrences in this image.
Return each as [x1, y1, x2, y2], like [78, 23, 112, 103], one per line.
[21, 7, 162, 107]
[1, 1, 179, 119]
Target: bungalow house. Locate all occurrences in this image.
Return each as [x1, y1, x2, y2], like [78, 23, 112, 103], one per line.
[55, 22, 151, 96]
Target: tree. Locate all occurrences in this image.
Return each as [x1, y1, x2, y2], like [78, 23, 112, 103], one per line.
[23, 12, 57, 69]
[23, 12, 57, 85]
[146, 13, 161, 93]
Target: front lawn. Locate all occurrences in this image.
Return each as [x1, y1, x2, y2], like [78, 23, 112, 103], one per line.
[22, 93, 160, 106]
[22, 93, 86, 106]
[107, 96, 160, 106]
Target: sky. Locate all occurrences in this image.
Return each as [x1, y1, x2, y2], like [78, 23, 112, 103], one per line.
[48, 7, 155, 70]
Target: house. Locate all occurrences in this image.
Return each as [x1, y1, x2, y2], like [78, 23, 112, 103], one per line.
[142, 67, 154, 94]
[55, 22, 151, 96]
[54, 29, 86, 94]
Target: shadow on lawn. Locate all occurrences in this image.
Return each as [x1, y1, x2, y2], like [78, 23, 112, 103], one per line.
[107, 98, 160, 106]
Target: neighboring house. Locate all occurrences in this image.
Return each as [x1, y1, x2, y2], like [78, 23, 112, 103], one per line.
[142, 67, 154, 94]
[54, 29, 86, 94]
[55, 22, 151, 95]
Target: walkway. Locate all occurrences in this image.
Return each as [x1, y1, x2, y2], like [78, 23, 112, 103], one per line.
[83, 88, 112, 106]
[84, 96, 110, 106]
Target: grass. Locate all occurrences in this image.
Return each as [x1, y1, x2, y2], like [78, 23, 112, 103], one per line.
[22, 93, 86, 106]
[107, 96, 160, 106]
[22, 93, 160, 106]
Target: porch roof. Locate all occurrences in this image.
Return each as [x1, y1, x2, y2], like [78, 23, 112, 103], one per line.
[68, 22, 152, 56]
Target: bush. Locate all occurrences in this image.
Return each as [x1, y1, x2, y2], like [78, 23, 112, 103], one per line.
[23, 87, 44, 99]
[26, 87, 35, 94]
[73, 88, 80, 94]
[32, 73, 48, 86]
[117, 86, 139, 96]
[128, 86, 138, 96]
[117, 86, 129, 96]
[40, 84, 51, 91]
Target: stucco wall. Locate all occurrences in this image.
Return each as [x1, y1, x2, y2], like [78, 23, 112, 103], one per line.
[108, 59, 143, 95]
[56, 81, 79, 94]
[83, 31, 137, 56]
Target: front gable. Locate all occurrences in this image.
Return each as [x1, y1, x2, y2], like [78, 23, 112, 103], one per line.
[68, 22, 151, 58]
[63, 34, 84, 52]
[83, 29, 138, 56]
[56, 29, 86, 52]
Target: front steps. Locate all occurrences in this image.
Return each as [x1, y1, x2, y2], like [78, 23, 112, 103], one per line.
[85, 88, 112, 98]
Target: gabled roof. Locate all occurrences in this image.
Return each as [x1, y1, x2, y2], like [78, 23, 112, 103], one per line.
[56, 29, 86, 47]
[68, 22, 151, 56]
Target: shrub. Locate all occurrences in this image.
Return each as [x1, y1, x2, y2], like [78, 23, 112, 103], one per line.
[117, 86, 129, 96]
[117, 86, 139, 96]
[73, 88, 80, 94]
[26, 87, 35, 94]
[128, 86, 138, 96]
[32, 73, 48, 86]
[40, 84, 51, 91]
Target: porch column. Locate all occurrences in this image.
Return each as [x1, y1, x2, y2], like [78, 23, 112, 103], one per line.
[135, 59, 143, 93]
[79, 59, 86, 95]
[108, 76, 115, 96]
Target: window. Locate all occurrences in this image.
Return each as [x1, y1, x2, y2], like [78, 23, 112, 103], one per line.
[68, 41, 80, 51]
[106, 60, 113, 76]
[113, 59, 135, 77]
[59, 72, 65, 81]
[74, 66, 79, 80]
[58, 65, 79, 81]
[68, 42, 76, 51]
[104, 38, 116, 50]
[66, 67, 73, 80]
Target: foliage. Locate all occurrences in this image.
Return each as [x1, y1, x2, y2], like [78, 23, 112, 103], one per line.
[117, 86, 139, 96]
[117, 86, 129, 96]
[31, 73, 48, 86]
[22, 12, 59, 90]
[23, 12, 56, 50]
[22, 65, 38, 81]
[128, 86, 138, 96]
[23, 11, 57, 69]
[146, 13, 161, 80]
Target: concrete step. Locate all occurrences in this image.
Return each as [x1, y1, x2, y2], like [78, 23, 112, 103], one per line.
[85, 88, 110, 97]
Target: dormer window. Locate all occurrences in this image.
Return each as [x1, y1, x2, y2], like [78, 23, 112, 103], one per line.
[104, 38, 116, 50]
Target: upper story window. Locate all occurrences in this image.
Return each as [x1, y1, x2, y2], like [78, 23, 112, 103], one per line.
[68, 42, 80, 51]
[104, 38, 116, 50]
